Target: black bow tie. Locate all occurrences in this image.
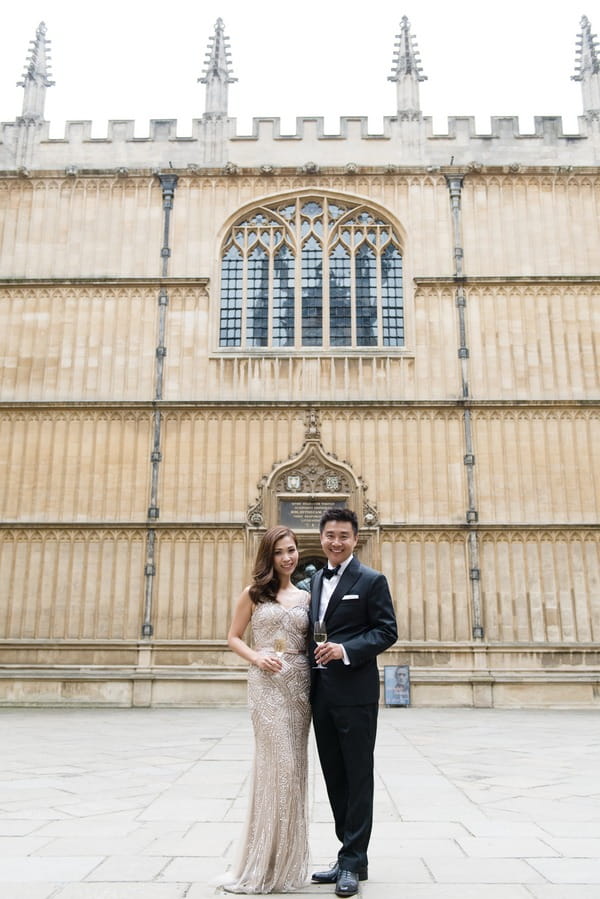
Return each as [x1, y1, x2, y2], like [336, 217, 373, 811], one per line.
[322, 565, 340, 579]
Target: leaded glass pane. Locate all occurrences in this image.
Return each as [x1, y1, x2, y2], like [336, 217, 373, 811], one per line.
[301, 202, 322, 218]
[247, 246, 269, 347]
[355, 244, 377, 346]
[381, 245, 404, 346]
[219, 245, 243, 346]
[329, 244, 351, 346]
[328, 204, 345, 223]
[273, 245, 295, 346]
[279, 204, 296, 220]
[301, 236, 322, 346]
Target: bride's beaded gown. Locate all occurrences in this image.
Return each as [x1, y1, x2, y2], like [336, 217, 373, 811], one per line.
[223, 597, 311, 893]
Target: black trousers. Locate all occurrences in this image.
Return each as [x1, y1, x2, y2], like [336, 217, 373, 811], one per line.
[312, 692, 378, 872]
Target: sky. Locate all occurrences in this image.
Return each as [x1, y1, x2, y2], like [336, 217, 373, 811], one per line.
[0, 0, 590, 138]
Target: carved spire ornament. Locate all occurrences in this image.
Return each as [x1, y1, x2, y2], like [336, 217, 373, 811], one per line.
[199, 18, 237, 118]
[17, 21, 54, 123]
[388, 15, 427, 120]
[572, 15, 600, 117]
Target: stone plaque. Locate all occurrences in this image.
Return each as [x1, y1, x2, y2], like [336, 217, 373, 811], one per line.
[279, 498, 346, 530]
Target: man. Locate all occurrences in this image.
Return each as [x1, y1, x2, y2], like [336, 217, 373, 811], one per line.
[310, 508, 398, 897]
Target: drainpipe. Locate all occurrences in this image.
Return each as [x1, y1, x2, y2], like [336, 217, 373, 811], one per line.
[141, 173, 178, 637]
[446, 174, 484, 640]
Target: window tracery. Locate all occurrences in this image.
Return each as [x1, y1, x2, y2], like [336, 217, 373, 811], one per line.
[219, 196, 404, 349]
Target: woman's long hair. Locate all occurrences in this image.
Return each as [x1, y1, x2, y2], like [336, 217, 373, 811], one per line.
[249, 526, 298, 605]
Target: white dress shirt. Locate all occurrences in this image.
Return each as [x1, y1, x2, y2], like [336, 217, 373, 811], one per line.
[319, 555, 353, 665]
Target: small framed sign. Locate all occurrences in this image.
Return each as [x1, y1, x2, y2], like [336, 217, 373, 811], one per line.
[384, 665, 410, 707]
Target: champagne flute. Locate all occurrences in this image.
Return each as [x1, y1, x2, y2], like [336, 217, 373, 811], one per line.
[313, 619, 327, 669]
[273, 632, 287, 658]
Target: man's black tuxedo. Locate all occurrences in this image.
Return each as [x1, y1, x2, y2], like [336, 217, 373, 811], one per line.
[309, 556, 397, 874]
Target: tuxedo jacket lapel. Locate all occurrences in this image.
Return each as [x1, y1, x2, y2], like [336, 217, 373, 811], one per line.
[311, 569, 324, 622]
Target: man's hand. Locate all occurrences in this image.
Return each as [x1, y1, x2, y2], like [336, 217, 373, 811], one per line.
[314, 641, 344, 666]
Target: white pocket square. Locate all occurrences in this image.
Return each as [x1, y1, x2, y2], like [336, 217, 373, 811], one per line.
[342, 594, 359, 600]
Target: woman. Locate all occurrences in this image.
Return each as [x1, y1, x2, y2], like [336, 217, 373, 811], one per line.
[222, 526, 311, 893]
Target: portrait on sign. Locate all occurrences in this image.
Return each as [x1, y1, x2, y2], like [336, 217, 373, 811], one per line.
[384, 665, 410, 707]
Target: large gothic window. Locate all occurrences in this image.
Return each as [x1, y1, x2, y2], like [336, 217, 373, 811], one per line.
[219, 196, 404, 349]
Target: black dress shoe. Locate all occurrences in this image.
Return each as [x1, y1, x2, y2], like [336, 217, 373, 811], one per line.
[312, 862, 340, 883]
[336, 869, 359, 897]
[312, 862, 368, 884]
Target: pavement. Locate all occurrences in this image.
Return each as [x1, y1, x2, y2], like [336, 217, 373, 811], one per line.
[0, 706, 599, 898]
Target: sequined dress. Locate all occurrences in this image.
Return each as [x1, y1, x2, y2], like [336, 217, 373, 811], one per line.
[224, 597, 311, 893]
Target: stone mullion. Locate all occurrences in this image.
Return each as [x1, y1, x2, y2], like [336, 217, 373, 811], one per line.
[142, 174, 178, 638]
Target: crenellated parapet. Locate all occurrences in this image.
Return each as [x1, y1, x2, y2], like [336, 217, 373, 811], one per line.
[2, 16, 600, 172]
[1, 112, 599, 172]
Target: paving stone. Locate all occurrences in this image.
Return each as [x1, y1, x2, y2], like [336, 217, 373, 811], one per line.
[0, 856, 103, 882]
[360, 887, 533, 899]
[53, 885, 189, 898]
[85, 855, 169, 881]
[425, 857, 546, 883]
[528, 858, 600, 883]
[0, 835, 52, 855]
[526, 888, 600, 899]
[455, 836, 559, 857]
[0, 886, 58, 899]
[0, 708, 598, 896]
[541, 838, 600, 857]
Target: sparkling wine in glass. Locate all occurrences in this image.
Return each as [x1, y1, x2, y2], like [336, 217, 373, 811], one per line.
[273, 633, 287, 658]
[313, 619, 327, 669]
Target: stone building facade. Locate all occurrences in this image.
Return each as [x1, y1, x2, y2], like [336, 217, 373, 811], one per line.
[0, 17, 599, 706]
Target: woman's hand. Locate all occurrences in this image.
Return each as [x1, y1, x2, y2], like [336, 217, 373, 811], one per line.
[254, 652, 283, 673]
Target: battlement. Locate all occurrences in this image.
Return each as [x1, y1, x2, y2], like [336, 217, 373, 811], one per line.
[4, 15, 600, 173]
[1, 112, 599, 173]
